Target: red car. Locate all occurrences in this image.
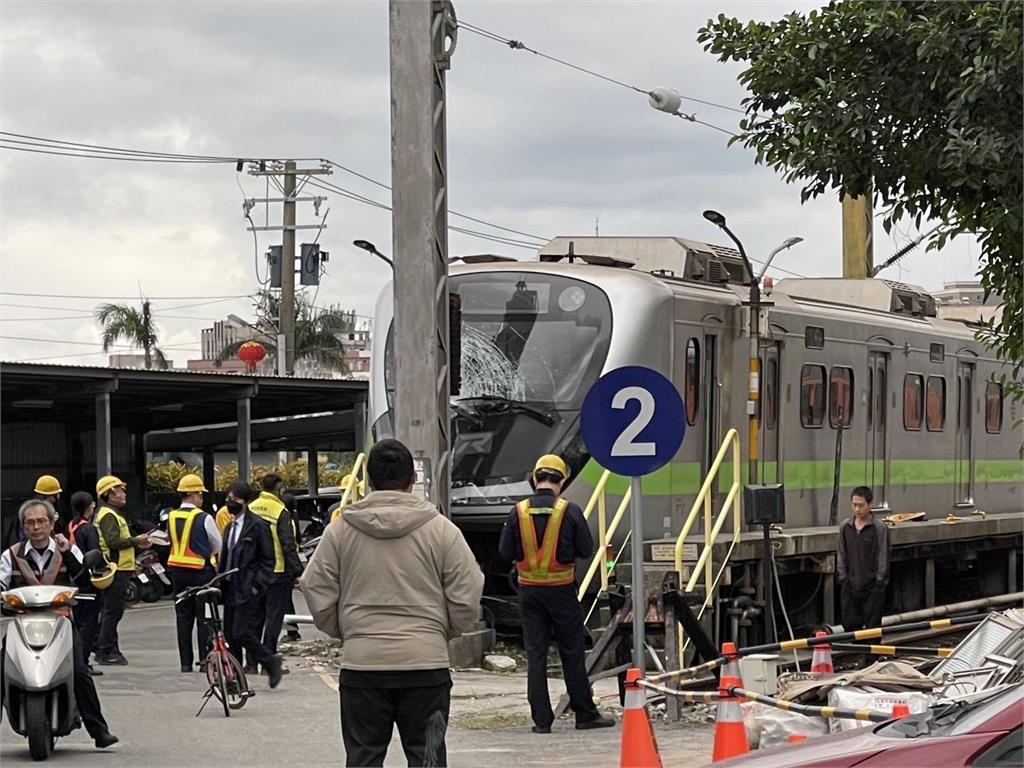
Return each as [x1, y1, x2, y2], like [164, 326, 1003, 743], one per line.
[716, 683, 1022, 767]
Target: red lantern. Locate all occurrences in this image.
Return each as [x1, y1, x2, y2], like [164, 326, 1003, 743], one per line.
[238, 341, 267, 373]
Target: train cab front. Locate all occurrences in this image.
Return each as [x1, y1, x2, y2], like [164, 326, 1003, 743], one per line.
[375, 269, 614, 589]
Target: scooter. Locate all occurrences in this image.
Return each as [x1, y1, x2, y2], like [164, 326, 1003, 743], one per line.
[125, 547, 171, 605]
[1, 585, 90, 761]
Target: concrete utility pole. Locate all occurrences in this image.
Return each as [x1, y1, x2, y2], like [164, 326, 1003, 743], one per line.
[841, 191, 874, 278]
[389, 0, 456, 514]
[281, 162, 297, 375]
[246, 161, 332, 376]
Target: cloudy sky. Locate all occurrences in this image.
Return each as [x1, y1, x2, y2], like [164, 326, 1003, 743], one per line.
[0, 0, 982, 367]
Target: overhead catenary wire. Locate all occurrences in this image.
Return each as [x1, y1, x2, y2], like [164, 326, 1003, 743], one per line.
[0, 291, 253, 301]
[458, 19, 747, 134]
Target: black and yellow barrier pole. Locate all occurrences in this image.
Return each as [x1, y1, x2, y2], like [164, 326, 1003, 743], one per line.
[636, 678, 722, 702]
[728, 686, 891, 723]
[830, 643, 954, 658]
[644, 655, 727, 685]
[738, 612, 987, 656]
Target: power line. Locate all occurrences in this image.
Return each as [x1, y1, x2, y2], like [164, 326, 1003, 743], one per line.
[0, 291, 252, 300]
[458, 19, 748, 125]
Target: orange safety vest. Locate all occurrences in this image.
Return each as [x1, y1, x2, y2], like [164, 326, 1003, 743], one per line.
[515, 498, 575, 586]
[8, 544, 63, 586]
[167, 508, 208, 569]
[67, 519, 87, 549]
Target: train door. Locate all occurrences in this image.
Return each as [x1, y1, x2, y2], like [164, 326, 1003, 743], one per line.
[760, 344, 781, 484]
[866, 352, 889, 507]
[955, 360, 975, 505]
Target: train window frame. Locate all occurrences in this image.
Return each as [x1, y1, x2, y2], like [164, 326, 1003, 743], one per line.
[804, 326, 825, 349]
[684, 338, 700, 427]
[986, 381, 1004, 434]
[800, 364, 827, 429]
[925, 375, 946, 432]
[903, 373, 925, 431]
[929, 343, 945, 363]
[828, 366, 854, 429]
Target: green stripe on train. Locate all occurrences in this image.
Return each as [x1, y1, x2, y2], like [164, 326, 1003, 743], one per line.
[578, 458, 1024, 495]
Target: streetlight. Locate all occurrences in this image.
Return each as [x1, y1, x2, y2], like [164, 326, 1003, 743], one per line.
[757, 237, 804, 282]
[353, 239, 394, 268]
[702, 210, 755, 284]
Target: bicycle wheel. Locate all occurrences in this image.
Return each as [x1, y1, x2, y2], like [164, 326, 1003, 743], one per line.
[223, 651, 251, 710]
[206, 651, 231, 717]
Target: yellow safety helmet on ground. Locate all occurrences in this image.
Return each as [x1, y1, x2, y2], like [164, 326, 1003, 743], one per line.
[96, 475, 126, 497]
[533, 454, 569, 480]
[34, 475, 63, 496]
[90, 559, 117, 590]
[176, 474, 208, 493]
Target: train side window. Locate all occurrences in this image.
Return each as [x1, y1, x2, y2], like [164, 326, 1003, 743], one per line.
[684, 338, 699, 426]
[986, 381, 1003, 433]
[764, 356, 778, 430]
[926, 376, 945, 431]
[800, 364, 826, 428]
[828, 367, 853, 428]
[903, 374, 924, 430]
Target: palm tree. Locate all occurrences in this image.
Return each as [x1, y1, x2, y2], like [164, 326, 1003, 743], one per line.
[95, 300, 167, 369]
[216, 292, 351, 375]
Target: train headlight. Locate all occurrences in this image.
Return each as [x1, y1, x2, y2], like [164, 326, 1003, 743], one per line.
[558, 286, 586, 312]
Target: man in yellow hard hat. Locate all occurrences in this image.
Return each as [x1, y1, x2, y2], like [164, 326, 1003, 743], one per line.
[498, 455, 614, 734]
[167, 474, 223, 673]
[94, 475, 149, 666]
[34, 474, 64, 533]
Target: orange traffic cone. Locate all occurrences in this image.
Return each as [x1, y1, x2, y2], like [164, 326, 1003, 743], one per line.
[891, 702, 910, 719]
[712, 643, 749, 763]
[810, 631, 834, 675]
[619, 668, 662, 768]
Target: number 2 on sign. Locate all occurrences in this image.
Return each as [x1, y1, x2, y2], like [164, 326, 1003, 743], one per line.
[610, 386, 656, 457]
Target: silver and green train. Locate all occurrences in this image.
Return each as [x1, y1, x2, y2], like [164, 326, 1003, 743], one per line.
[369, 236, 1022, 630]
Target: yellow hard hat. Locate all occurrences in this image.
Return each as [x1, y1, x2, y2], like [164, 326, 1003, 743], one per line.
[176, 474, 208, 493]
[533, 454, 569, 480]
[34, 475, 63, 496]
[90, 559, 117, 590]
[96, 475, 126, 497]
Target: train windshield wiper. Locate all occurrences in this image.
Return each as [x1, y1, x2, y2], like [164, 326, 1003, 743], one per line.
[455, 395, 555, 426]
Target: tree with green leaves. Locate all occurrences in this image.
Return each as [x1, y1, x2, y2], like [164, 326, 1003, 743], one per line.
[95, 299, 167, 369]
[699, 1, 1022, 398]
[217, 291, 353, 374]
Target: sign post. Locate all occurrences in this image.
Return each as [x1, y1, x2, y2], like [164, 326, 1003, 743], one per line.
[581, 366, 685, 673]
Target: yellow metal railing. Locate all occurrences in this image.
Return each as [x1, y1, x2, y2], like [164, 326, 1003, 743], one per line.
[330, 452, 367, 523]
[574, 430, 742, 643]
[577, 470, 632, 613]
[674, 428, 743, 658]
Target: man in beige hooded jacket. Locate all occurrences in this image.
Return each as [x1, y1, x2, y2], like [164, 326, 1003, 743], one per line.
[301, 439, 484, 768]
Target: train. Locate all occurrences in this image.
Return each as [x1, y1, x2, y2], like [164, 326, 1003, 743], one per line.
[367, 236, 1022, 635]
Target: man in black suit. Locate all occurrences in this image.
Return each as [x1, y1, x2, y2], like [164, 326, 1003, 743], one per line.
[219, 482, 284, 688]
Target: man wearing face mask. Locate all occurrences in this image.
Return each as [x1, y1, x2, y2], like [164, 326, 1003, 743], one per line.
[94, 476, 149, 666]
[219, 482, 283, 689]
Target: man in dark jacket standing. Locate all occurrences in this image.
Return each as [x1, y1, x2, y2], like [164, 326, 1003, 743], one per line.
[219, 482, 283, 688]
[837, 486, 891, 631]
[68, 491, 103, 675]
[498, 455, 614, 734]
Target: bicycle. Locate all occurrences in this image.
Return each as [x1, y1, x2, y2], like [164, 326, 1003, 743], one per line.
[174, 568, 254, 717]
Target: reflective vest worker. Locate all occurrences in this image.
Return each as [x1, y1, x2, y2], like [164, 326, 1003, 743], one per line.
[497, 454, 614, 733]
[167, 474, 223, 673]
[167, 475, 222, 570]
[93, 475, 149, 666]
[248, 474, 302, 577]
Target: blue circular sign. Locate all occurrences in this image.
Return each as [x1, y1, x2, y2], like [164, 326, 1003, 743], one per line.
[581, 366, 686, 477]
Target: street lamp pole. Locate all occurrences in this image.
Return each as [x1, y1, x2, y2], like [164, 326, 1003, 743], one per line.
[703, 210, 760, 485]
